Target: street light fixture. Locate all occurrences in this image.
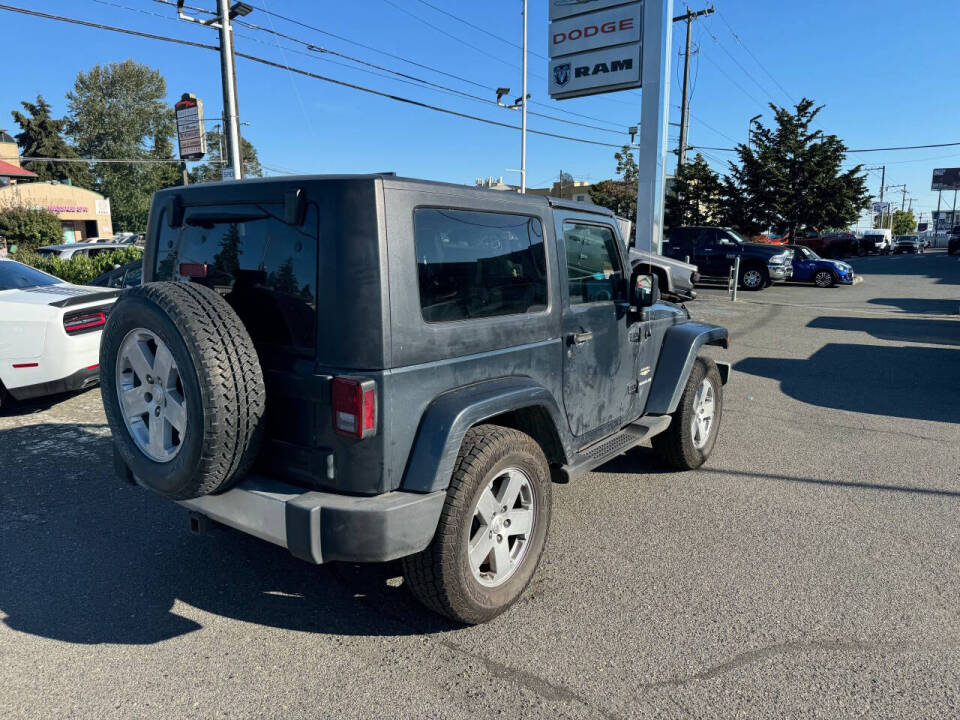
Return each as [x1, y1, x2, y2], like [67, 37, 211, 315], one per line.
[747, 114, 761, 151]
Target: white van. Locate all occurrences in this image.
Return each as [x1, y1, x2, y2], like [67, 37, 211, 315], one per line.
[861, 228, 892, 254]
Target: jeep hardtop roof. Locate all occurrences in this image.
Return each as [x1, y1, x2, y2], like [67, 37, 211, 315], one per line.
[153, 173, 615, 219]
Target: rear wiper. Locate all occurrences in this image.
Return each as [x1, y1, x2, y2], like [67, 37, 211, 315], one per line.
[185, 210, 269, 228]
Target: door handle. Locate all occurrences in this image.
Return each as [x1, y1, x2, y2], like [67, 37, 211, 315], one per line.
[569, 331, 593, 345]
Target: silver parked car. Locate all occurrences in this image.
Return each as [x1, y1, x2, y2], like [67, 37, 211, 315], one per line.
[36, 242, 133, 260]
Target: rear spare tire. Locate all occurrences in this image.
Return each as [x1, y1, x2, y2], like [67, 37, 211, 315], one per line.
[100, 281, 265, 500]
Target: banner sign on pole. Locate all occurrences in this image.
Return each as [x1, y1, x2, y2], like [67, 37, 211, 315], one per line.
[175, 93, 207, 162]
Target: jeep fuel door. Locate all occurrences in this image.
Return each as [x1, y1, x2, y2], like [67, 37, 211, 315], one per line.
[557, 218, 635, 437]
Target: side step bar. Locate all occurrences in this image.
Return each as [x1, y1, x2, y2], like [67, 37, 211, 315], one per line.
[559, 415, 672, 482]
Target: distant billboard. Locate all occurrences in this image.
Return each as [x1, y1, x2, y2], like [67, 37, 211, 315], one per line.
[931, 167, 960, 191]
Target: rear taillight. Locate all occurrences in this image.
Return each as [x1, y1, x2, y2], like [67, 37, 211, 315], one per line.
[331, 377, 377, 439]
[63, 310, 107, 334]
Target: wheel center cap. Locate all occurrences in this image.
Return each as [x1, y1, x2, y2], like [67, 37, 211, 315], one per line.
[154, 385, 164, 404]
[490, 516, 504, 533]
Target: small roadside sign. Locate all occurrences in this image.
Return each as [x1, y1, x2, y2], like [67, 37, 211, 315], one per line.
[175, 93, 207, 161]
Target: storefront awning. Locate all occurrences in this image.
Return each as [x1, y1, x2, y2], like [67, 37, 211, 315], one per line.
[0, 160, 37, 179]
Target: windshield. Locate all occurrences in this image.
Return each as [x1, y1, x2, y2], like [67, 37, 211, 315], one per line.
[799, 246, 820, 260]
[0, 261, 62, 291]
[899, 236, 917, 242]
[723, 229, 747, 244]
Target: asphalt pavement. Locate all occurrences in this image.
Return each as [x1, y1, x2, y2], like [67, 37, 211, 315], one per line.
[2, 250, 959, 719]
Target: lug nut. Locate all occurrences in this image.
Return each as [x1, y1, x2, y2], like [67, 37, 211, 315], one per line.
[146, 374, 153, 384]
[504, 519, 511, 528]
[496, 534, 503, 543]
[501, 505, 507, 512]
[154, 407, 161, 417]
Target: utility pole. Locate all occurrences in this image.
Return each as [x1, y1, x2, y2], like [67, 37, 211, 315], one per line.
[176, 0, 252, 181]
[675, 5, 713, 175]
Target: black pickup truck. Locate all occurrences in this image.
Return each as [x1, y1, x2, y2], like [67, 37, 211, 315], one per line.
[663, 226, 793, 290]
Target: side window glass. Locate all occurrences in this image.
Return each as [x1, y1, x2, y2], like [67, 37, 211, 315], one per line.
[563, 222, 623, 305]
[413, 208, 548, 323]
[124, 266, 142, 287]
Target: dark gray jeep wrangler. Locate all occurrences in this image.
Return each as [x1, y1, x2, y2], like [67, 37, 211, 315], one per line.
[101, 175, 729, 624]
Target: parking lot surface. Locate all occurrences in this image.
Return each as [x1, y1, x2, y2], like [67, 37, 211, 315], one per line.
[2, 251, 959, 719]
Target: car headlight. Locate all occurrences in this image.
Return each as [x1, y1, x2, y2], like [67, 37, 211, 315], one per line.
[768, 253, 789, 265]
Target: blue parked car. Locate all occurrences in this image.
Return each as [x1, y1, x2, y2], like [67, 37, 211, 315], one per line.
[790, 245, 855, 287]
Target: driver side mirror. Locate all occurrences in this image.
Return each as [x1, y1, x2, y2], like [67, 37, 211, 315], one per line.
[630, 270, 660, 310]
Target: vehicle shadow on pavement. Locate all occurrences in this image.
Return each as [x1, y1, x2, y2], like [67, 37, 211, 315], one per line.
[0, 424, 460, 645]
[734, 342, 960, 424]
[867, 298, 960, 316]
[806, 315, 960, 346]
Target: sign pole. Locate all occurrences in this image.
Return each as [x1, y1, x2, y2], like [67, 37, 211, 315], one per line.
[521, 0, 527, 193]
[635, 0, 674, 254]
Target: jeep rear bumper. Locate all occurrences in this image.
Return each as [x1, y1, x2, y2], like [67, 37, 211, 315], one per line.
[177, 476, 445, 564]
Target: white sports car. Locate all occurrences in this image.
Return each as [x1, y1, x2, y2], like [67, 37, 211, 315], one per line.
[0, 258, 119, 409]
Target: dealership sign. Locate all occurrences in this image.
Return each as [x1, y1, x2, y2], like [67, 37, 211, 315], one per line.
[931, 167, 960, 191]
[549, 4, 641, 57]
[549, 1, 642, 100]
[175, 93, 207, 161]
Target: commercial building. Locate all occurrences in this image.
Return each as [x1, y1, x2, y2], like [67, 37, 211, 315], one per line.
[475, 175, 596, 205]
[0, 130, 112, 242]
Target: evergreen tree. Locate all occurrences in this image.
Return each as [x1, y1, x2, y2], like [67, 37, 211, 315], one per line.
[665, 154, 722, 229]
[10, 95, 93, 187]
[589, 145, 638, 225]
[720, 98, 870, 237]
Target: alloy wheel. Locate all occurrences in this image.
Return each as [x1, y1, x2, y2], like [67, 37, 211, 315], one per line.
[116, 328, 188, 462]
[468, 467, 536, 587]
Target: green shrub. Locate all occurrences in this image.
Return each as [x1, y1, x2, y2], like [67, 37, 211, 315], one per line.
[0, 207, 63, 253]
[15, 246, 143, 286]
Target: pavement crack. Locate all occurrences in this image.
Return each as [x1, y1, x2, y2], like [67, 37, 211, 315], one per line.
[638, 638, 960, 690]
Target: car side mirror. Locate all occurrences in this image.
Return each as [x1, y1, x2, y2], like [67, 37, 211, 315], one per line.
[630, 270, 659, 310]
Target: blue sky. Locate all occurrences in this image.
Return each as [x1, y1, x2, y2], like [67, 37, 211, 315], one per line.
[3, 0, 959, 226]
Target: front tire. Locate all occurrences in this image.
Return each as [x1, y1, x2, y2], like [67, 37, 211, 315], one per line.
[402, 425, 552, 624]
[739, 265, 768, 291]
[814, 269, 837, 288]
[652, 357, 723, 470]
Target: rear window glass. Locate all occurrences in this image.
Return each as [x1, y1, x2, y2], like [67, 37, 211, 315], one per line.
[414, 208, 548, 323]
[0, 261, 61, 290]
[155, 203, 318, 355]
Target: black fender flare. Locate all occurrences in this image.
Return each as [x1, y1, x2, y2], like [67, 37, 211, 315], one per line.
[645, 322, 729, 415]
[400, 377, 567, 493]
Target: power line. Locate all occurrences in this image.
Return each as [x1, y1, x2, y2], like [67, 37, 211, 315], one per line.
[234, 51, 631, 149]
[693, 141, 960, 153]
[206, 0, 636, 128]
[414, 0, 548, 60]
[702, 15, 780, 106]
[0, 3, 217, 50]
[715, 9, 794, 103]
[0, 4, 631, 151]
[224, 12, 627, 135]
[22, 156, 182, 164]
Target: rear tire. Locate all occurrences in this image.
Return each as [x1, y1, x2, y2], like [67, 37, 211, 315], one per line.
[100, 282, 266, 500]
[402, 425, 552, 624]
[652, 357, 723, 470]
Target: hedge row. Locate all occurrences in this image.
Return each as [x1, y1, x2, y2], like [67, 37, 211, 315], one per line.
[14, 246, 143, 286]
